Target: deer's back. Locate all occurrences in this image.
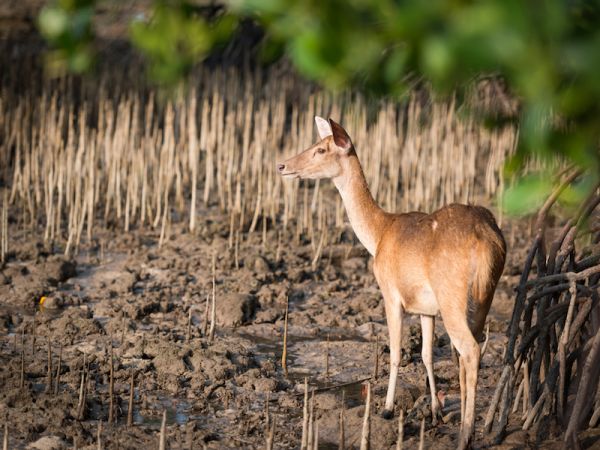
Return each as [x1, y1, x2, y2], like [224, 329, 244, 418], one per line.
[373, 203, 506, 316]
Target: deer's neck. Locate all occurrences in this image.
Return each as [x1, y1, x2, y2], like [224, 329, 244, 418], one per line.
[333, 154, 390, 256]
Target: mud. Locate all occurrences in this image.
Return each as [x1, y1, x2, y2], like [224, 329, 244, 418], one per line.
[0, 211, 588, 449]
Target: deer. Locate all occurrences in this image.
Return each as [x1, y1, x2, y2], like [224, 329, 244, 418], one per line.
[277, 117, 506, 449]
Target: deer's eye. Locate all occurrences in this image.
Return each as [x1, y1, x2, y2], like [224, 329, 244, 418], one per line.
[316, 148, 326, 154]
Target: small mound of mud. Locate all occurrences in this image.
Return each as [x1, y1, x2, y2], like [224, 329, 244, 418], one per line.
[216, 292, 257, 327]
[44, 257, 77, 286]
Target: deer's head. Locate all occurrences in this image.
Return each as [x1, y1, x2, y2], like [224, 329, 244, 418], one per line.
[277, 117, 354, 180]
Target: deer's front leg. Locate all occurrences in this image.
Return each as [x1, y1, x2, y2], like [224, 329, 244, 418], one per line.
[421, 314, 441, 425]
[382, 291, 404, 419]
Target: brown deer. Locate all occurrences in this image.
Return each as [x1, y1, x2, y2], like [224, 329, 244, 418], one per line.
[277, 117, 506, 449]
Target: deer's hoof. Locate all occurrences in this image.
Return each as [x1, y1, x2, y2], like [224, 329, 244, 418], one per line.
[381, 409, 394, 420]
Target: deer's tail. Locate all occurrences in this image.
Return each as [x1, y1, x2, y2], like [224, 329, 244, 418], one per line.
[469, 208, 507, 338]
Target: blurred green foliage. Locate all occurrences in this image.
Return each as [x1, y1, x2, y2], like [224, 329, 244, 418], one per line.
[38, 0, 95, 73]
[129, 1, 235, 84]
[37, 0, 600, 214]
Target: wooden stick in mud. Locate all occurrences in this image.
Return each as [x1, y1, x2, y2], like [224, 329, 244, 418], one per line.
[77, 356, 87, 420]
[3, 421, 7, 450]
[557, 280, 577, 421]
[311, 227, 326, 271]
[513, 378, 524, 414]
[46, 339, 53, 393]
[1, 190, 7, 264]
[522, 361, 530, 418]
[108, 344, 115, 424]
[228, 210, 235, 249]
[188, 94, 198, 233]
[325, 334, 330, 379]
[373, 336, 379, 380]
[31, 313, 36, 357]
[282, 296, 289, 377]
[127, 370, 135, 427]
[494, 369, 513, 444]
[523, 391, 547, 430]
[301, 379, 309, 450]
[265, 392, 270, 431]
[186, 307, 192, 342]
[234, 231, 240, 270]
[159, 410, 167, 450]
[307, 391, 315, 450]
[208, 254, 217, 342]
[19, 329, 24, 389]
[265, 416, 275, 450]
[261, 215, 267, 250]
[396, 410, 404, 450]
[275, 231, 282, 263]
[590, 403, 600, 428]
[208, 276, 216, 342]
[97, 420, 102, 450]
[202, 293, 209, 337]
[339, 391, 345, 450]
[360, 382, 371, 450]
[312, 421, 319, 450]
[484, 365, 510, 432]
[564, 326, 600, 446]
[418, 418, 425, 450]
[186, 422, 194, 450]
[480, 323, 490, 358]
[54, 344, 62, 395]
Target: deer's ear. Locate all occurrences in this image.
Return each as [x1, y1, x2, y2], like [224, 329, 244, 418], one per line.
[328, 119, 352, 152]
[315, 116, 332, 140]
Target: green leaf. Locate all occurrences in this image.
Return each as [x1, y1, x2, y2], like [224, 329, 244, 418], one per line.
[38, 7, 68, 39]
[422, 36, 452, 84]
[503, 175, 554, 216]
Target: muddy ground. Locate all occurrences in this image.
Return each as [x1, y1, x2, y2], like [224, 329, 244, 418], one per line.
[2, 203, 592, 450]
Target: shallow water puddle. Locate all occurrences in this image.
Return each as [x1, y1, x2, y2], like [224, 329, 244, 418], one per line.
[238, 329, 372, 406]
[134, 395, 192, 426]
[69, 252, 128, 292]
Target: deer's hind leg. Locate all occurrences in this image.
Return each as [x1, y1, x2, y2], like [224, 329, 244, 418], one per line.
[433, 280, 480, 450]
